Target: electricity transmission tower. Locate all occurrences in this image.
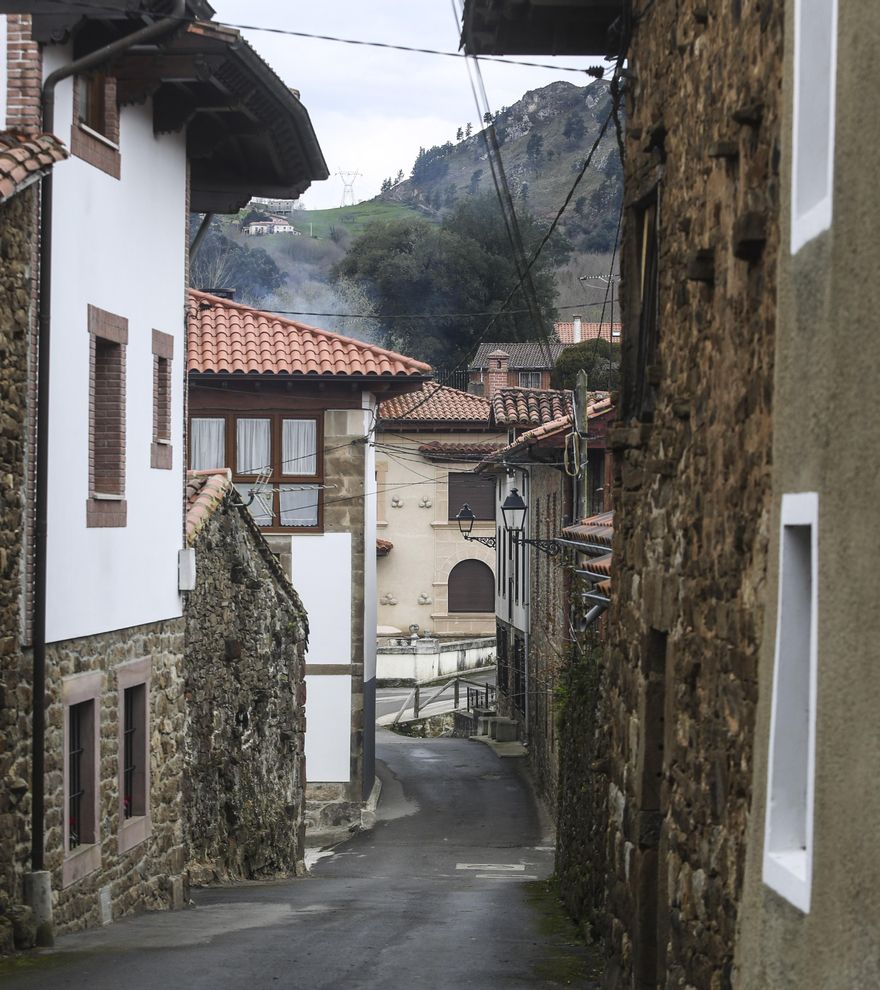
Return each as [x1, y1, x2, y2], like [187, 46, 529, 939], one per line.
[336, 170, 362, 207]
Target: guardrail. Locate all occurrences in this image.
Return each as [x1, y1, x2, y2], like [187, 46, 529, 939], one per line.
[392, 674, 496, 725]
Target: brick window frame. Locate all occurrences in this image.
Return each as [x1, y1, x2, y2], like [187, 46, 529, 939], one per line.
[117, 657, 152, 854]
[71, 72, 121, 179]
[62, 670, 102, 888]
[87, 304, 128, 528]
[151, 330, 174, 470]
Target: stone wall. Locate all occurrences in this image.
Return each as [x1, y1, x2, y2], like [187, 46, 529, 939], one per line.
[0, 186, 38, 947]
[45, 619, 187, 933]
[597, 3, 782, 988]
[184, 487, 307, 882]
[526, 464, 569, 808]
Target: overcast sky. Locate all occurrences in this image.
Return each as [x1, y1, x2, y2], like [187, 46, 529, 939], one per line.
[210, 1, 601, 210]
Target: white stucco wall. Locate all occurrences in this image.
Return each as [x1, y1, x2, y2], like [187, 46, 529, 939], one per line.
[362, 395, 377, 682]
[496, 469, 530, 634]
[44, 52, 188, 643]
[303, 673, 352, 781]
[290, 532, 352, 662]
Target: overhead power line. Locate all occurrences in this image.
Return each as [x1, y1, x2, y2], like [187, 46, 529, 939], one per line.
[37, 0, 607, 76]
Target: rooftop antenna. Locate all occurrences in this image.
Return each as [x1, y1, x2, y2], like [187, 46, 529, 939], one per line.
[336, 170, 362, 207]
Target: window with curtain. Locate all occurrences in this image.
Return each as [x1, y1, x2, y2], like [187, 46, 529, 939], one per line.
[236, 418, 271, 475]
[282, 419, 317, 476]
[190, 418, 226, 471]
[279, 484, 320, 527]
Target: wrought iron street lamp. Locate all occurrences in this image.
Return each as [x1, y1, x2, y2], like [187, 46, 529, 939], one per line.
[456, 488, 563, 556]
[455, 503, 497, 548]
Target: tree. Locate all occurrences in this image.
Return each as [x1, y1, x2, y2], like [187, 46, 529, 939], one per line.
[552, 339, 621, 392]
[465, 122, 472, 138]
[330, 195, 567, 366]
[456, 126, 464, 142]
[444, 183, 457, 208]
[189, 215, 286, 306]
[395, 169, 404, 184]
[468, 169, 483, 195]
[380, 177, 392, 194]
[483, 111, 493, 125]
[520, 181, 529, 203]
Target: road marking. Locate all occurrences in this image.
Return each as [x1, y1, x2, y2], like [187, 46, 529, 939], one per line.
[456, 863, 525, 872]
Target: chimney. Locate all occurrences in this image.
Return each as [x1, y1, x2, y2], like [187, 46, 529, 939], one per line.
[486, 349, 510, 403]
[573, 315, 582, 344]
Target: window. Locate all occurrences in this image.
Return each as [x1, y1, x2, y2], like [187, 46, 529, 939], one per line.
[88, 305, 127, 528]
[518, 371, 542, 389]
[791, 0, 838, 253]
[190, 413, 323, 530]
[117, 658, 151, 852]
[68, 701, 95, 851]
[71, 72, 120, 178]
[63, 671, 102, 887]
[763, 492, 818, 913]
[448, 473, 495, 521]
[190, 418, 226, 471]
[448, 559, 494, 613]
[151, 330, 173, 469]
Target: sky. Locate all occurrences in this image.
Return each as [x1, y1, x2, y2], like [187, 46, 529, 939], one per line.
[210, 1, 604, 210]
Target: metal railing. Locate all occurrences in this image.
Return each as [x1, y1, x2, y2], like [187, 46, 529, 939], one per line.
[391, 673, 496, 725]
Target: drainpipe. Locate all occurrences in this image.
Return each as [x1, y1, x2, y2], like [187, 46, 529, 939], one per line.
[29, 0, 187, 940]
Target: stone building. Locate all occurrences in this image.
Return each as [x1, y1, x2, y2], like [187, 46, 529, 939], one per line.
[184, 470, 308, 883]
[186, 290, 430, 834]
[0, 133, 67, 951]
[0, 1, 326, 939]
[463, 1, 782, 987]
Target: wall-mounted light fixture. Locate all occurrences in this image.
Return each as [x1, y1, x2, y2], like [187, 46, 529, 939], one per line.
[456, 488, 563, 556]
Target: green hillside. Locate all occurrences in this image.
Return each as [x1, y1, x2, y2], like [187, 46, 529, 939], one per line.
[290, 201, 432, 241]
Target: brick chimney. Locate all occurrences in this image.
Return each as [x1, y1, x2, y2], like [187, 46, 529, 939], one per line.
[486, 349, 510, 402]
[573, 315, 582, 344]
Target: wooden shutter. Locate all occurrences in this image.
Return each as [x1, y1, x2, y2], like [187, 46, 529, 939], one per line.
[448, 559, 494, 612]
[448, 473, 496, 520]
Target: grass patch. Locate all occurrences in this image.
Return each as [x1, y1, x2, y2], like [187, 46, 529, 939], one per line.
[525, 878, 604, 987]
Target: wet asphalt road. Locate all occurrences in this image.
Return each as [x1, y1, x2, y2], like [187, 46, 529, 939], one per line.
[3, 730, 590, 989]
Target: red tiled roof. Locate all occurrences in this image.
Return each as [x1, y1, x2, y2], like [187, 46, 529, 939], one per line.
[0, 132, 67, 204]
[380, 383, 490, 423]
[554, 321, 622, 345]
[562, 510, 614, 548]
[186, 469, 232, 545]
[469, 341, 565, 370]
[491, 387, 573, 427]
[483, 394, 613, 463]
[418, 441, 503, 461]
[187, 289, 432, 378]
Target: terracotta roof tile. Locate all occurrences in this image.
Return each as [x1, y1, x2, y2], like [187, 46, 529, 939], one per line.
[0, 132, 68, 204]
[470, 340, 565, 370]
[491, 387, 573, 427]
[417, 441, 503, 461]
[380, 383, 490, 423]
[562, 510, 614, 549]
[554, 321, 622, 345]
[185, 469, 233, 545]
[188, 289, 432, 379]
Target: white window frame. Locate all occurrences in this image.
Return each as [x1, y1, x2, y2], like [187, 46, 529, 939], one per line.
[762, 491, 818, 913]
[791, 0, 838, 253]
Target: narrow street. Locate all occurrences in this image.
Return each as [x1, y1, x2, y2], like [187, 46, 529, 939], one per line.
[2, 730, 598, 989]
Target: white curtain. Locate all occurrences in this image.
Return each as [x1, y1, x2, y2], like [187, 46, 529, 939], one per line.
[282, 419, 317, 476]
[190, 418, 226, 470]
[279, 484, 319, 527]
[236, 418, 271, 475]
[234, 483, 273, 527]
